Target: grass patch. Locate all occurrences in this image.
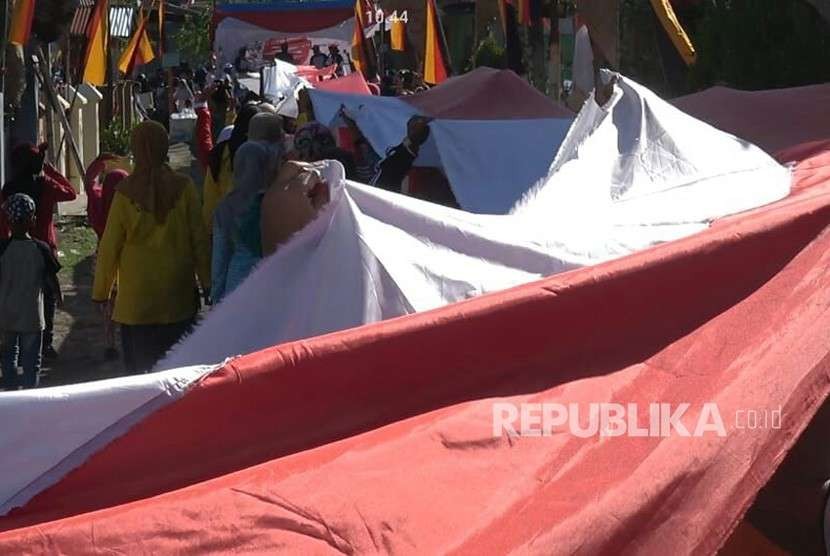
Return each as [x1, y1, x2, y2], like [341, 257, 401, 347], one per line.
[56, 216, 98, 280]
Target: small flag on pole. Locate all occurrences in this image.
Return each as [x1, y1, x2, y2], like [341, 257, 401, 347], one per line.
[351, 0, 378, 79]
[8, 0, 36, 46]
[423, 0, 449, 85]
[390, 19, 405, 52]
[82, 0, 109, 86]
[118, 11, 156, 76]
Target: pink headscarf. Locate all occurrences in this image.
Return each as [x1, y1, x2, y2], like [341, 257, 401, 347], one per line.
[88, 168, 127, 240]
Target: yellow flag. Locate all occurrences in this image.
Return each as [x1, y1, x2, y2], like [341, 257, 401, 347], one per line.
[391, 19, 405, 52]
[649, 0, 696, 65]
[83, 0, 109, 86]
[118, 12, 155, 75]
[424, 0, 448, 85]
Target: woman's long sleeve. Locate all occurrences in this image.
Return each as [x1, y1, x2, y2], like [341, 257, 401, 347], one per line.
[186, 183, 212, 293]
[92, 194, 127, 302]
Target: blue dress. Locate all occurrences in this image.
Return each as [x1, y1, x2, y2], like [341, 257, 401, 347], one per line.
[211, 195, 263, 303]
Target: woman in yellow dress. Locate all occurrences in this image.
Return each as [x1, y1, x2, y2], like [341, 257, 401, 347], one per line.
[202, 104, 261, 233]
[93, 121, 211, 374]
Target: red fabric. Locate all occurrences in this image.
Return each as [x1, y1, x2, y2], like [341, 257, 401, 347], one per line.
[194, 106, 214, 171]
[296, 64, 338, 82]
[0, 147, 829, 553]
[86, 170, 126, 240]
[214, 8, 353, 34]
[674, 83, 830, 155]
[405, 67, 574, 120]
[336, 126, 357, 155]
[314, 72, 371, 95]
[84, 154, 118, 239]
[263, 36, 312, 64]
[0, 165, 77, 252]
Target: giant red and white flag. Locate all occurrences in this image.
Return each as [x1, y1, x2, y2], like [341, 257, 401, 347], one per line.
[0, 77, 828, 554]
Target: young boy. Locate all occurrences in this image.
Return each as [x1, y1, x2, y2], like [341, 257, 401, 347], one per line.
[0, 194, 62, 390]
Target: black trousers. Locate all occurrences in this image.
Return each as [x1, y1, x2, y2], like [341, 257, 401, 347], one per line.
[120, 319, 194, 374]
[43, 287, 56, 349]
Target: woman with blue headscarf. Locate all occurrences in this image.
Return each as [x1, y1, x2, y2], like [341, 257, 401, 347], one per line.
[211, 113, 284, 302]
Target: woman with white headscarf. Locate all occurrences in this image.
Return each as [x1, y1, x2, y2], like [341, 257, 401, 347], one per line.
[211, 113, 284, 302]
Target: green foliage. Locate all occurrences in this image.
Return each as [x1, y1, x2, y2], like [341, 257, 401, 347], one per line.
[175, 8, 213, 66]
[620, 0, 830, 95]
[101, 120, 133, 156]
[689, 0, 830, 91]
[472, 32, 507, 70]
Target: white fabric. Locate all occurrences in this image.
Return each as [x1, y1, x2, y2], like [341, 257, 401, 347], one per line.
[161, 74, 790, 371]
[217, 125, 234, 144]
[311, 91, 423, 161]
[310, 91, 573, 213]
[512, 72, 792, 255]
[261, 62, 310, 118]
[0, 365, 215, 516]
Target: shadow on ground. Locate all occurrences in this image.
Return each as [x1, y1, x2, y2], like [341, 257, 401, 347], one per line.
[40, 247, 124, 387]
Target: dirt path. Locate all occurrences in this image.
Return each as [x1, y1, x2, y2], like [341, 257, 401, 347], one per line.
[40, 217, 124, 387]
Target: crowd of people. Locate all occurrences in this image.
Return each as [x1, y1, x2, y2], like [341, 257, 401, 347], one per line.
[0, 55, 460, 388]
[133, 54, 430, 136]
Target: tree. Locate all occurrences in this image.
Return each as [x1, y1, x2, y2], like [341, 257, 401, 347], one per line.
[175, 7, 213, 66]
[689, 0, 830, 91]
[472, 31, 507, 69]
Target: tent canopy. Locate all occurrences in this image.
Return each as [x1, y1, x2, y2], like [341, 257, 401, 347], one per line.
[405, 67, 574, 120]
[309, 68, 576, 213]
[673, 82, 830, 155]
